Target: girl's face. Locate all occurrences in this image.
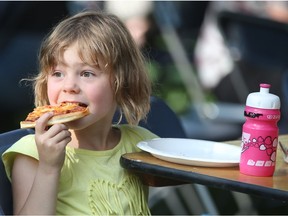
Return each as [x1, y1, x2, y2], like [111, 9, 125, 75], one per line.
[47, 43, 116, 129]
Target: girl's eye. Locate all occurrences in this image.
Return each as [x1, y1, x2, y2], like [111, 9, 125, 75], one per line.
[51, 71, 64, 77]
[81, 71, 95, 77]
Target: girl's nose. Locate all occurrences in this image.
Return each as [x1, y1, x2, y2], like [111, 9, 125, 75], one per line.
[63, 77, 80, 94]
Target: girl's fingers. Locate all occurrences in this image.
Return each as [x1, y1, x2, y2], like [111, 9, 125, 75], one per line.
[35, 113, 71, 150]
[35, 112, 54, 134]
[46, 124, 69, 138]
[47, 128, 71, 145]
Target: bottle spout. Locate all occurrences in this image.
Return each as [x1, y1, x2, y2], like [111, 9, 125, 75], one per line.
[260, 83, 270, 94]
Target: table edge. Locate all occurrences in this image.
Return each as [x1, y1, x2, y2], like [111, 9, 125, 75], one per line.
[120, 154, 288, 201]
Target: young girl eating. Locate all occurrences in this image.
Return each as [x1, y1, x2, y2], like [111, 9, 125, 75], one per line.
[2, 11, 158, 215]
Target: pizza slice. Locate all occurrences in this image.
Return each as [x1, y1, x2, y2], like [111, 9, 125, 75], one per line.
[20, 102, 89, 128]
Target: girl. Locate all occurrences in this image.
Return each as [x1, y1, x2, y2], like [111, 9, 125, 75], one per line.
[2, 11, 158, 215]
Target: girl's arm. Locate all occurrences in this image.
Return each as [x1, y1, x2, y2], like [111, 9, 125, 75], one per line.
[12, 154, 60, 214]
[11, 112, 71, 215]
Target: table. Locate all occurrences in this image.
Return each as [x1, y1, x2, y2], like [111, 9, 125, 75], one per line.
[120, 135, 288, 201]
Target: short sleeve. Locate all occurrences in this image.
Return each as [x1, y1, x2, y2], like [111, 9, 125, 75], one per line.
[2, 134, 38, 181]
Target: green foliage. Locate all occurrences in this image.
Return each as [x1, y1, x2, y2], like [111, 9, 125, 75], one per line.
[147, 61, 191, 114]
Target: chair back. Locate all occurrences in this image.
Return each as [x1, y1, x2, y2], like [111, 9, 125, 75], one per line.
[113, 96, 187, 138]
[218, 11, 288, 72]
[0, 128, 34, 215]
[217, 11, 288, 97]
[217, 11, 288, 133]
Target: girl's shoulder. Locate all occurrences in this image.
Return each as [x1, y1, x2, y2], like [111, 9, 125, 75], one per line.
[114, 124, 158, 152]
[2, 134, 38, 181]
[117, 124, 158, 141]
[3, 134, 37, 157]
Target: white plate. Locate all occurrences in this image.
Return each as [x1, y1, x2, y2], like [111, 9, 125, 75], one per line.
[137, 138, 241, 167]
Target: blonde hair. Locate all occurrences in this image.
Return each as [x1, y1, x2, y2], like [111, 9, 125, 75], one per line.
[33, 11, 151, 125]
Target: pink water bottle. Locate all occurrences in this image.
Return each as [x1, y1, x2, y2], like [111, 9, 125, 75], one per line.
[240, 83, 281, 176]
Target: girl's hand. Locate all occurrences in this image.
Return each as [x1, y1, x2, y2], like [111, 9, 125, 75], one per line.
[35, 112, 71, 173]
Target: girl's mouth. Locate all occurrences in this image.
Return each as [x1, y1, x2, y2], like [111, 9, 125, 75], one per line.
[61, 101, 88, 107]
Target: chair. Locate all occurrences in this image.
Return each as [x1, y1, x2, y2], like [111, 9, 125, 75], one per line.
[216, 11, 288, 133]
[0, 128, 35, 215]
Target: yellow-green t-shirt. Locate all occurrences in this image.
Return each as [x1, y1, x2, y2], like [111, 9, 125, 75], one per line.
[2, 124, 158, 215]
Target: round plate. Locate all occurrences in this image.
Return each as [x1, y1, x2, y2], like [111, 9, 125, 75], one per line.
[137, 138, 241, 167]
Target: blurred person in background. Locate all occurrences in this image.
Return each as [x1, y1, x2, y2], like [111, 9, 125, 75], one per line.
[194, 1, 288, 95]
[68, 1, 153, 49]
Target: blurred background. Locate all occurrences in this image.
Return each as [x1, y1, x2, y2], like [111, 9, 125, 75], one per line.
[1, 1, 288, 214]
[2, 1, 288, 139]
